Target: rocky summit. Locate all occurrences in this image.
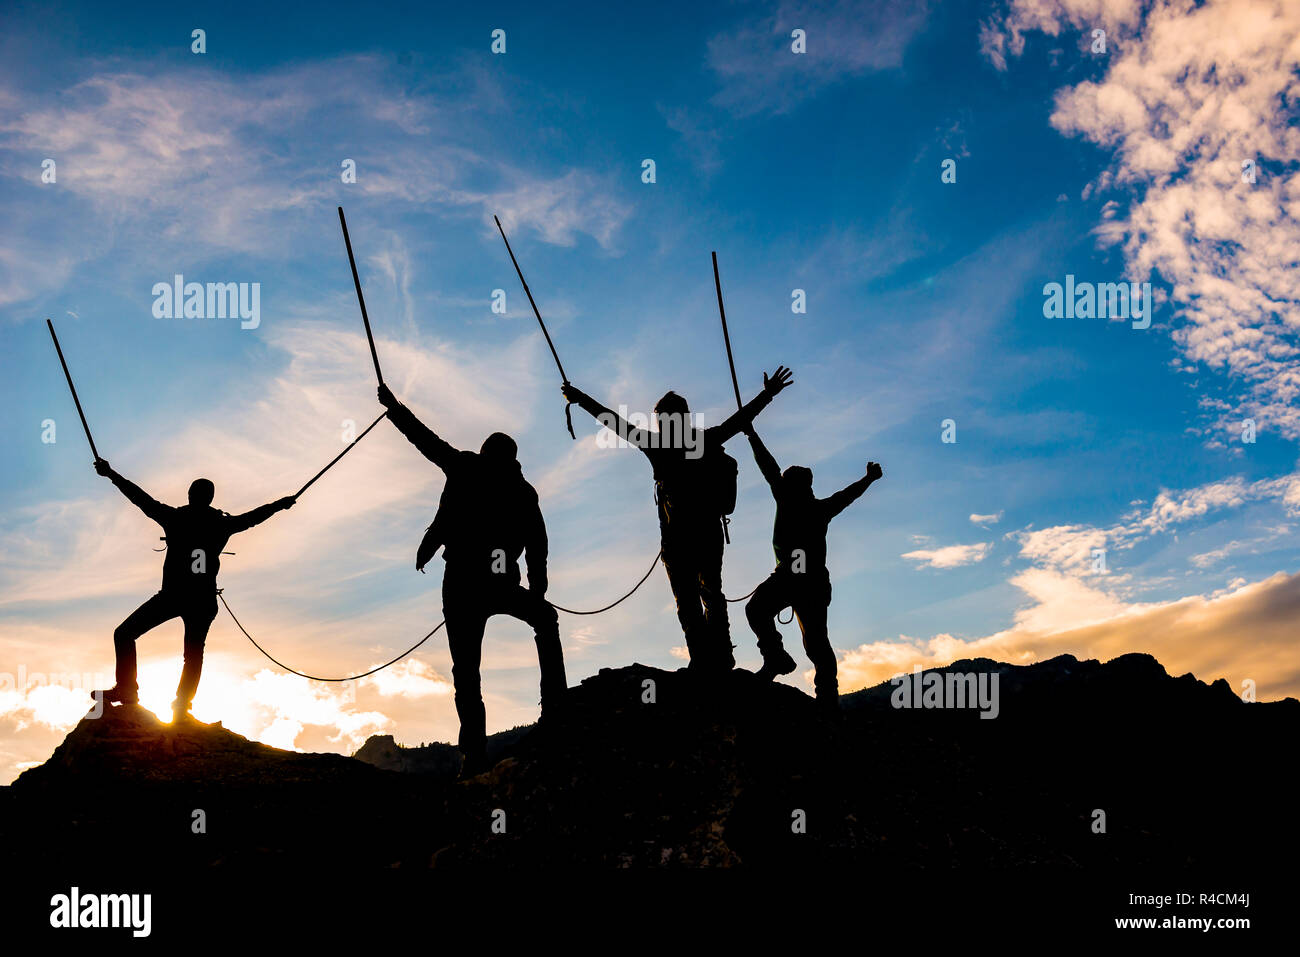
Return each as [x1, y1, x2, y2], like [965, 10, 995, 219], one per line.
[2, 653, 1295, 871]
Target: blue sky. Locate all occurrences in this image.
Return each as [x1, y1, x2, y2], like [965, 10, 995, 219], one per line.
[3, 0, 1298, 782]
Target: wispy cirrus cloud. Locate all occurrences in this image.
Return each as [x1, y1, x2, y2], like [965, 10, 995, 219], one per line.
[707, 0, 930, 116]
[0, 58, 632, 306]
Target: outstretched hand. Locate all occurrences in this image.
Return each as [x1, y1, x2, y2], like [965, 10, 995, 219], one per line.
[275, 496, 297, 510]
[763, 366, 794, 397]
[94, 458, 112, 477]
[561, 382, 586, 404]
[377, 383, 397, 410]
[867, 462, 883, 482]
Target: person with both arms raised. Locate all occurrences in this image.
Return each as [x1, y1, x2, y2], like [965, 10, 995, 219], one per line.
[93, 460, 296, 722]
[741, 427, 882, 714]
[562, 366, 794, 675]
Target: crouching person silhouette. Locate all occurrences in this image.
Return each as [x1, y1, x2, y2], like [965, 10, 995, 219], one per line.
[378, 384, 565, 777]
[93, 459, 295, 721]
[563, 367, 793, 675]
[742, 429, 882, 713]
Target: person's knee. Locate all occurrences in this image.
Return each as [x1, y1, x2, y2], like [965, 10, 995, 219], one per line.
[113, 624, 133, 646]
[745, 598, 767, 626]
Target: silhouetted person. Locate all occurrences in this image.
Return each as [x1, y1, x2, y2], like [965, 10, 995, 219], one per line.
[378, 384, 565, 777]
[742, 428, 881, 711]
[93, 459, 295, 721]
[562, 367, 794, 673]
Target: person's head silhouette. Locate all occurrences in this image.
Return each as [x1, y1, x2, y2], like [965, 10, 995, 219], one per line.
[479, 432, 519, 472]
[781, 465, 814, 499]
[654, 391, 691, 446]
[188, 478, 215, 507]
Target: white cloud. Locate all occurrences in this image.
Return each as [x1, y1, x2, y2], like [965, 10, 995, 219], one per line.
[983, 0, 1300, 440]
[1011, 471, 1300, 574]
[364, 658, 453, 699]
[902, 542, 993, 568]
[970, 511, 1004, 526]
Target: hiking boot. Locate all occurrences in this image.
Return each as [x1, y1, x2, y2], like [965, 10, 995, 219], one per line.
[756, 647, 798, 682]
[686, 637, 736, 676]
[94, 686, 138, 706]
[458, 750, 490, 780]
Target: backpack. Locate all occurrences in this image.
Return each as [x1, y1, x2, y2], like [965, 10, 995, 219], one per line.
[653, 445, 739, 540]
[710, 446, 739, 518]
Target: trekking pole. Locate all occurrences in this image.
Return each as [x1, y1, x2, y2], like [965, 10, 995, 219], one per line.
[294, 411, 388, 498]
[711, 252, 743, 412]
[46, 319, 101, 461]
[711, 253, 744, 546]
[337, 207, 385, 386]
[494, 215, 576, 439]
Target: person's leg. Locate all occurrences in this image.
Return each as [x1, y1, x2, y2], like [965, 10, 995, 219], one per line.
[443, 576, 489, 774]
[746, 571, 796, 680]
[794, 579, 836, 708]
[697, 522, 734, 669]
[661, 540, 708, 663]
[111, 593, 179, 702]
[174, 596, 218, 717]
[502, 584, 567, 716]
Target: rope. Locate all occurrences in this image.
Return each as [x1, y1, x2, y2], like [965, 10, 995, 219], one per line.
[547, 550, 662, 615]
[219, 591, 443, 682]
[727, 583, 760, 603]
[220, 546, 772, 681]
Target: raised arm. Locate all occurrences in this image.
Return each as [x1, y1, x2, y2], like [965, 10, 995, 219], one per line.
[94, 459, 172, 526]
[744, 429, 783, 492]
[824, 462, 883, 519]
[227, 496, 295, 534]
[713, 366, 794, 442]
[561, 383, 651, 452]
[378, 385, 461, 472]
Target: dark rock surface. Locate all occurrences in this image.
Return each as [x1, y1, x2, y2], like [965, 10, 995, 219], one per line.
[2, 653, 1294, 870]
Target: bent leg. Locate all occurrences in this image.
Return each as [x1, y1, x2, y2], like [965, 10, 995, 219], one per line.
[745, 571, 789, 658]
[113, 593, 178, 697]
[175, 596, 218, 711]
[503, 585, 566, 711]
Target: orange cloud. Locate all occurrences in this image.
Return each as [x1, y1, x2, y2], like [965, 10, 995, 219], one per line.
[836, 571, 1300, 701]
